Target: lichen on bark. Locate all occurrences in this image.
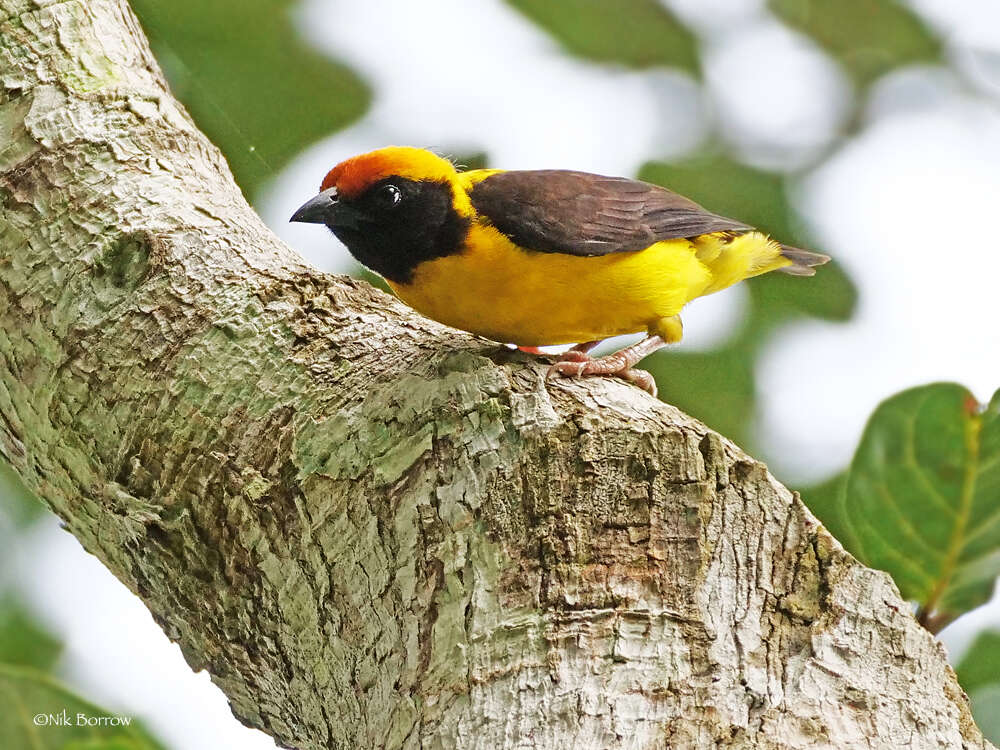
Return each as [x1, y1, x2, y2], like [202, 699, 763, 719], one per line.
[0, 1, 992, 748]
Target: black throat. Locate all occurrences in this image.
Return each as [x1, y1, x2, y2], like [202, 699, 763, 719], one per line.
[329, 178, 469, 284]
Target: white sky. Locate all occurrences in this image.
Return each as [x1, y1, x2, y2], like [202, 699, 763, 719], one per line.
[9, 1, 1000, 748]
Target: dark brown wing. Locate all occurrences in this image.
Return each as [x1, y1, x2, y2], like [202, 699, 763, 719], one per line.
[467, 169, 751, 256]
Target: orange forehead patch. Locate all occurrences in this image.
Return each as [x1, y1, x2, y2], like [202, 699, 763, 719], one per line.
[321, 146, 458, 197]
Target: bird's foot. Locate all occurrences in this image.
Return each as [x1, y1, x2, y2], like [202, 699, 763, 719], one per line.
[547, 358, 658, 396]
[553, 349, 592, 364]
[549, 339, 602, 364]
[545, 336, 665, 397]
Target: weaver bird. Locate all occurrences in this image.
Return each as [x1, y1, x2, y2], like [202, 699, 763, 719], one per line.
[291, 147, 828, 396]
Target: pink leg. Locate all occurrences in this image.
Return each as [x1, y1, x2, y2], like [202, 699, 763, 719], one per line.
[546, 335, 666, 396]
[554, 339, 602, 363]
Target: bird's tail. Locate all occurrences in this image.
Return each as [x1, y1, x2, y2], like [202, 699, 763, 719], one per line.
[778, 245, 831, 276]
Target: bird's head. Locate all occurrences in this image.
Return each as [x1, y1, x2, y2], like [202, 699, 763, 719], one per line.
[290, 146, 471, 284]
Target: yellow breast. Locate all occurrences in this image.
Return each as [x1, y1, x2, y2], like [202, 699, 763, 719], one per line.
[388, 223, 718, 346]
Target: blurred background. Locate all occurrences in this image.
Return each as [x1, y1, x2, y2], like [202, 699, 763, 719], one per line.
[2, 0, 999, 747]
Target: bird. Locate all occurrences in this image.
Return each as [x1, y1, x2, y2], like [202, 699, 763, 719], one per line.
[290, 146, 828, 396]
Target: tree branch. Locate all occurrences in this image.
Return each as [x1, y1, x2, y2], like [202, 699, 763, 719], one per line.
[0, 1, 990, 748]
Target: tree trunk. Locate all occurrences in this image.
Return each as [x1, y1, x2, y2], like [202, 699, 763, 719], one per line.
[0, 2, 990, 748]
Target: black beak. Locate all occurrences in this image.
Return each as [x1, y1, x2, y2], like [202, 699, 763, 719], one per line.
[290, 188, 338, 224]
[290, 188, 367, 231]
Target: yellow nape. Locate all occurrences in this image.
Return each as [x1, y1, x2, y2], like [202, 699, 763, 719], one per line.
[456, 168, 504, 190]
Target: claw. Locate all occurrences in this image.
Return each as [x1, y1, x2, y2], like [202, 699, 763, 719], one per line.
[618, 368, 657, 397]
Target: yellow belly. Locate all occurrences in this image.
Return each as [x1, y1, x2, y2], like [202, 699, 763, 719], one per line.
[388, 224, 786, 346]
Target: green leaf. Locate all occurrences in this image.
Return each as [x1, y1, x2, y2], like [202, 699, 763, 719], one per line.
[842, 383, 1000, 631]
[0, 664, 167, 750]
[770, 0, 943, 88]
[799, 472, 857, 551]
[0, 598, 62, 671]
[956, 630, 1000, 744]
[966, 683, 1000, 747]
[129, 0, 371, 198]
[956, 630, 1000, 695]
[506, 0, 700, 75]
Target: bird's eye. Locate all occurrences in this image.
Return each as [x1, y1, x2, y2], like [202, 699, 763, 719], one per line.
[379, 184, 402, 208]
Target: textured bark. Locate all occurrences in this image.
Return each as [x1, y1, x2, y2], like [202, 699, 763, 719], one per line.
[0, 1, 991, 748]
